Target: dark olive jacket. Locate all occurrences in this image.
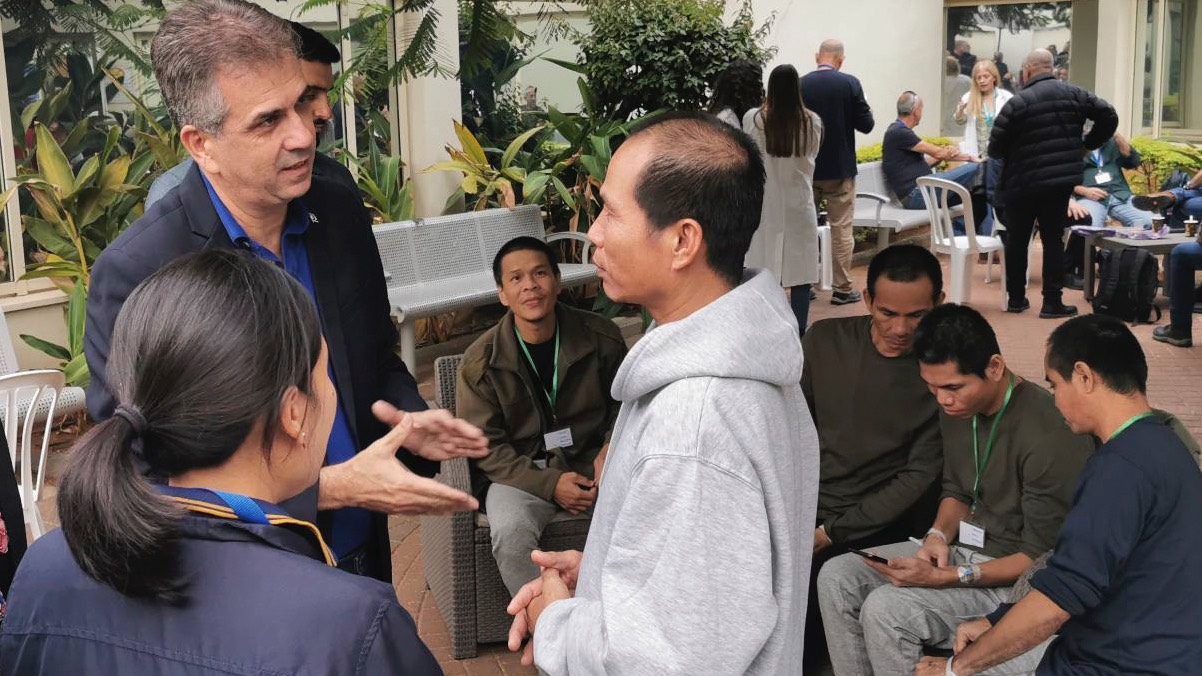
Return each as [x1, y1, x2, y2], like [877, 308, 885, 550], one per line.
[457, 304, 626, 501]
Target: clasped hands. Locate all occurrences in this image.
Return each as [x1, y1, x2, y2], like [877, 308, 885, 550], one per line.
[507, 550, 581, 666]
[317, 401, 489, 515]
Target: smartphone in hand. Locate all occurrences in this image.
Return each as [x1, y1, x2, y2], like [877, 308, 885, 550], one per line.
[848, 548, 889, 565]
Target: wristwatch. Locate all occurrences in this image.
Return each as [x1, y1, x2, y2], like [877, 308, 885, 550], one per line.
[957, 564, 982, 584]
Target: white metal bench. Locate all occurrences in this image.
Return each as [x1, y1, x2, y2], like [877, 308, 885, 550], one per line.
[374, 205, 597, 371]
[854, 161, 964, 250]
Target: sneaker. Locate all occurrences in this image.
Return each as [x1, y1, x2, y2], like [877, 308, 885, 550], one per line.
[1063, 274, 1084, 291]
[831, 290, 862, 305]
[1005, 298, 1031, 313]
[1039, 303, 1079, 319]
[1132, 192, 1176, 212]
[1153, 325, 1193, 347]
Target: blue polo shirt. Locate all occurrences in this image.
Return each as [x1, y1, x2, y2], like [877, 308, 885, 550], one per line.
[202, 178, 371, 558]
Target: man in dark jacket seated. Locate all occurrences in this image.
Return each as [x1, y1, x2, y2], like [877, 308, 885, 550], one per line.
[456, 236, 626, 596]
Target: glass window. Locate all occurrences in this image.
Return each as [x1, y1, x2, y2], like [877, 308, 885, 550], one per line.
[1161, 0, 1200, 136]
[942, 3, 1073, 138]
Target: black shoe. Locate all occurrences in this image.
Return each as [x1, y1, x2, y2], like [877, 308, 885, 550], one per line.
[1153, 325, 1193, 347]
[1039, 303, 1079, 319]
[1005, 298, 1031, 313]
[831, 289, 862, 305]
[810, 287, 817, 301]
[1132, 193, 1176, 212]
[1063, 274, 1084, 291]
[1194, 302, 1202, 315]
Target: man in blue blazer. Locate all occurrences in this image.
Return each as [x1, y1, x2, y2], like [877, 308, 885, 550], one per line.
[85, 0, 486, 582]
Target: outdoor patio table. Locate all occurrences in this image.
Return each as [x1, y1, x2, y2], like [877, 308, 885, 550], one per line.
[1077, 227, 1194, 302]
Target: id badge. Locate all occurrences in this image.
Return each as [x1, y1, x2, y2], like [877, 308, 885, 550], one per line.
[959, 520, 986, 549]
[1094, 170, 1112, 185]
[544, 427, 573, 450]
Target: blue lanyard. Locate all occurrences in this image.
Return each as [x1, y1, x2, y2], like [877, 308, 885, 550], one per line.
[1091, 150, 1103, 168]
[210, 490, 271, 525]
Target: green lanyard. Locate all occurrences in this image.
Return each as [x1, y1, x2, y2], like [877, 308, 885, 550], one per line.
[1108, 411, 1155, 443]
[515, 324, 560, 412]
[971, 374, 1016, 511]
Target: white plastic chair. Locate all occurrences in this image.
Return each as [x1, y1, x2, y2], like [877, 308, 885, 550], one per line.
[916, 176, 1006, 307]
[0, 369, 65, 540]
[817, 224, 833, 291]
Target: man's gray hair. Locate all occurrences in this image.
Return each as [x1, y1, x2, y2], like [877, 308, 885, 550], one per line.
[818, 39, 845, 57]
[151, 0, 298, 133]
[897, 90, 921, 117]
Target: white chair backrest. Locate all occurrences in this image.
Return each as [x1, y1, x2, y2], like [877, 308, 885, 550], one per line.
[0, 369, 64, 540]
[0, 304, 21, 377]
[916, 176, 983, 251]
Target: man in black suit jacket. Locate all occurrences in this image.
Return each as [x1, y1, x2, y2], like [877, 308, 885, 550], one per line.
[85, 0, 486, 582]
[801, 38, 875, 306]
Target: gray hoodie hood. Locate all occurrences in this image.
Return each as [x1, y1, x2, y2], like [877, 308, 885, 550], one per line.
[612, 268, 803, 401]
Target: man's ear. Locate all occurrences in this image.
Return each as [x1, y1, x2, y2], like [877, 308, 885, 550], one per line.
[668, 219, 705, 272]
[180, 124, 217, 175]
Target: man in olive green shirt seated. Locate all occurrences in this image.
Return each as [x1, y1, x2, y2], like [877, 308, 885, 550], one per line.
[800, 244, 946, 670]
[456, 237, 627, 595]
[818, 303, 1094, 675]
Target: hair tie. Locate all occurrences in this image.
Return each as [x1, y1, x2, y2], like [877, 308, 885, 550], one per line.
[113, 405, 148, 437]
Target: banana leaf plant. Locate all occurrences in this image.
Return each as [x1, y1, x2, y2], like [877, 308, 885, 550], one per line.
[18, 283, 88, 387]
[427, 119, 545, 212]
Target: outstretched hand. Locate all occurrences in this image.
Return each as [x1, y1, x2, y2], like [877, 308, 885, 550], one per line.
[318, 412, 479, 515]
[372, 402, 489, 461]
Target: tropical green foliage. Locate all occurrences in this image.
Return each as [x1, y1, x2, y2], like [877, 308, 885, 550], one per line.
[19, 284, 89, 387]
[349, 139, 416, 223]
[429, 120, 545, 211]
[576, 0, 772, 120]
[1126, 137, 1202, 195]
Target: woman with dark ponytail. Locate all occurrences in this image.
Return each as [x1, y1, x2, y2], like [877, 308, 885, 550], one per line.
[0, 251, 441, 675]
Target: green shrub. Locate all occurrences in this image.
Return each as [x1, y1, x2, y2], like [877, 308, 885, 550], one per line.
[579, 0, 771, 120]
[1125, 137, 1202, 195]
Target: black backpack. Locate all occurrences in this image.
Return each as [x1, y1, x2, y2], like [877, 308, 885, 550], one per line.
[1092, 248, 1161, 323]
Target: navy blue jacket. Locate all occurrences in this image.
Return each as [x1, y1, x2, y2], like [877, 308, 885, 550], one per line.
[0, 492, 441, 675]
[1031, 417, 1202, 675]
[800, 67, 875, 181]
[84, 165, 436, 581]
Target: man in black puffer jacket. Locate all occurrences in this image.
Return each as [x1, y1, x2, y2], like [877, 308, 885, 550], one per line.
[989, 48, 1117, 318]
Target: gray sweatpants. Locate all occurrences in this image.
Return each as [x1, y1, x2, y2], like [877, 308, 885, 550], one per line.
[818, 541, 1042, 676]
[486, 483, 575, 596]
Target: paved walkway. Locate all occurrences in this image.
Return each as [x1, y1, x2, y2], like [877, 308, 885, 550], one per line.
[31, 243, 1202, 675]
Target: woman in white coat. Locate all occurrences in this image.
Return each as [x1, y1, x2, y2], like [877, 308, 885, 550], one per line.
[743, 64, 824, 336]
[953, 59, 1012, 234]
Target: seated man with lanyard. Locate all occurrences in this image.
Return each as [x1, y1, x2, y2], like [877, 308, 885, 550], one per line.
[1062, 132, 1155, 289]
[457, 237, 627, 596]
[1134, 166, 1202, 225]
[800, 244, 946, 672]
[882, 91, 984, 233]
[919, 315, 1202, 676]
[818, 303, 1093, 675]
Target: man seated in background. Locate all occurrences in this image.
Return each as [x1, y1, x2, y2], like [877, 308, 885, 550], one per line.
[920, 315, 1202, 676]
[800, 244, 945, 671]
[819, 304, 1092, 675]
[882, 92, 983, 230]
[1135, 166, 1202, 225]
[456, 236, 626, 596]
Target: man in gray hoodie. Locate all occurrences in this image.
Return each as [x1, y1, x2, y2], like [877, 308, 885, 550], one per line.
[504, 112, 822, 674]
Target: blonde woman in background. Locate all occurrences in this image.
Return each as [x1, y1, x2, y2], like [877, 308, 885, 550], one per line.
[954, 59, 1012, 234]
[743, 63, 824, 336]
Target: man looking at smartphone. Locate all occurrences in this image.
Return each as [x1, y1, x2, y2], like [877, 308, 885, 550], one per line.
[817, 304, 1092, 675]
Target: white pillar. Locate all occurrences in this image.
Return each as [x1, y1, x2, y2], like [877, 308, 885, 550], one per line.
[1092, 0, 1138, 137]
[394, 0, 464, 217]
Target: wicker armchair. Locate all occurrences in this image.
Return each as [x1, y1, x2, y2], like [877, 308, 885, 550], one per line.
[421, 355, 591, 659]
